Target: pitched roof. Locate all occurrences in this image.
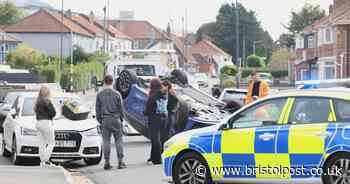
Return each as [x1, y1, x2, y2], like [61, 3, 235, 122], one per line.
[192, 53, 212, 65]
[71, 14, 104, 37]
[5, 9, 92, 37]
[107, 25, 131, 40]
[108, 20, 169, 40]
[0, 29, 21, 42]
[190, 39, 230, 56]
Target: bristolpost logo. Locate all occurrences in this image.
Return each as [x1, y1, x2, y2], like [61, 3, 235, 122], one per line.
[195, 165, 342, 178]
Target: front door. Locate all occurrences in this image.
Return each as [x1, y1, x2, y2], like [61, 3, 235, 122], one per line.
[219, 98, 289, 180]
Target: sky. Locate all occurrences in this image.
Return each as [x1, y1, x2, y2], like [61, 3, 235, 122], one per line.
[42, 0, 333, 40]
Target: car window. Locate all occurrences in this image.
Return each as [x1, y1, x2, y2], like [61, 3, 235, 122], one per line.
[230, 98, 287, 128]
[334, 99, 350, 122]
[289, 98, 330, 124]
[22, 97, 36, 116]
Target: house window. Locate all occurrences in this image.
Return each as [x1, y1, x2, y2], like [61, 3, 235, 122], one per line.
[308, 36, 314, 48]
[326, 28, 332, 43]
[296, 36, 304, 49]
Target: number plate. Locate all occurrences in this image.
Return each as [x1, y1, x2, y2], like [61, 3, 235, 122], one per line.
[55, 140, 76, 148]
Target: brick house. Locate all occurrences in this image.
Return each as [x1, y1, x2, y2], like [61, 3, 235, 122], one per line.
[292, 0, 350, 81]
[71, 12, 132, 54]
[108, 20, 173, 50]
[187, 38, 233, 77]
[4, 9, 94, 57]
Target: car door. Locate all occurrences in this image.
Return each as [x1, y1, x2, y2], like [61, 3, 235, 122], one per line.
[286, 97, 334, 178]
[3, 97, 20, 148]
[218, 98, 289, 180]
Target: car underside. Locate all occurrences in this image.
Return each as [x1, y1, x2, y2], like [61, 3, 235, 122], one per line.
[114, 70, 240, 139]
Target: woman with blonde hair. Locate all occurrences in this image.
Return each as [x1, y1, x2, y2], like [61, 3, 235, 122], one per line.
[34, 86, 56, 166]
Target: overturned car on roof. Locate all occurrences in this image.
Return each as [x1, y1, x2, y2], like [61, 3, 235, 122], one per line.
[114, 70, 240, 138]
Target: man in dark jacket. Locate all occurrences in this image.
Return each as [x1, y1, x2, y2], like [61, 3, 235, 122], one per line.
[96, 75, 126, 170]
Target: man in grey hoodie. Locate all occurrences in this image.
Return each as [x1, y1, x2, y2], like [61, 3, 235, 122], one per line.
[96, 75, 126, 170]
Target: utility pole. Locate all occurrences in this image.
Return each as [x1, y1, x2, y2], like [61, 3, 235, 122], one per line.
[106, 0, 110, 54]
[1, 32, 5, 64]
[60, 0, 64, 72]
[103, 4, 107, 54]
[243, 35, 246, 68]
[235, 0, 240, 88]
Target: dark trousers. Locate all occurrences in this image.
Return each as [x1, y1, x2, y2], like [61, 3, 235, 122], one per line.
[101, 118, 124, 164]
[148, 115, 167, 163]
[166, 113, 176, 139]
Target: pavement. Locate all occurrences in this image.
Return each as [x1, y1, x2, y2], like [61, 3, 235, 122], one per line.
[0, 134, 75, 184]
[0, 165, 74, 184]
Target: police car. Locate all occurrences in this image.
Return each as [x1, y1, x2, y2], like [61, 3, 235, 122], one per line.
[163, 89, 350, 184]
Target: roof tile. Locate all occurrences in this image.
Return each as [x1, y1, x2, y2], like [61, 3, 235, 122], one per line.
[5, 9, 92, 37]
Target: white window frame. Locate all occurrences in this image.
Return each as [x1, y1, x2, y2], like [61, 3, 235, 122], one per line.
[308, 36, 314, 48]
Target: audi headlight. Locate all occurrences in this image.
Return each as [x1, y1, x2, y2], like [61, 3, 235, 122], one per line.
[21, 127, 38, 136]
[81, 127, 100, 136]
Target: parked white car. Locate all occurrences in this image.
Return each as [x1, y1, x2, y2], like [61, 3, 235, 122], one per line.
[218, 88, 247, 106]
[1, 92, 102, 165]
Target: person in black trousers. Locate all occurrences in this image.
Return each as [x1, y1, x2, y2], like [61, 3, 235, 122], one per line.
[162, 80, 179, 140]
[144, 78, 168, 165]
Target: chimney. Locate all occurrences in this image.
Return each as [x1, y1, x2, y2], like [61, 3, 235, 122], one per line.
[66, 9, 72, 18]
[329, 4, 334, 15]
[89, 11, 95, 23]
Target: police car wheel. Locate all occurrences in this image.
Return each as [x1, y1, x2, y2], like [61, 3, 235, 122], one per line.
[173, 152, 212, 184]
[322, 153, 350, 184]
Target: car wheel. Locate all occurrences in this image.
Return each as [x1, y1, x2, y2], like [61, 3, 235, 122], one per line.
[1, 135, 11, 157]
[322, 152, 350, 184]
[11, 136, 22, 165]
[173, 152, 212, 184]
[171, 70, 188, 85]
[115, 70, 138, 98]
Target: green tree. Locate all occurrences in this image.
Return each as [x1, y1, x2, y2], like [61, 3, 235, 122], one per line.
[287, 3, 326, 34]
[70, 45, 90, 64]
[269, 49, 296, 70]
[6, 44, 46, 71]
[275, 33, 295, 50]
[220, 65, 237, 88]
[197, 3, 273, 64]
[0, 2, 23, 25]
[247, 55, 265, 68]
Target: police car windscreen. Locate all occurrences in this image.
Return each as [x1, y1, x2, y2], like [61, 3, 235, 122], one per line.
[118, 65, 155, 76]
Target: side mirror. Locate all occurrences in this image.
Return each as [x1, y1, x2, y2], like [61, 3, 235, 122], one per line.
[221, 123, 232, 131]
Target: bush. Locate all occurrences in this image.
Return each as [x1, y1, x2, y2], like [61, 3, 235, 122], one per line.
[6, 44, 46, 71]
[222, 80, 235, 88]
[246, 55, 265, 68]
[242, 68, 288, 79]
[271, 70, 288, 78]
[219, 65, 237, 88]
[220, 65, 238, 77]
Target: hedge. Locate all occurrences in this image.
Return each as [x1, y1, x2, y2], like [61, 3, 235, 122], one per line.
[242, 68, 288, 78]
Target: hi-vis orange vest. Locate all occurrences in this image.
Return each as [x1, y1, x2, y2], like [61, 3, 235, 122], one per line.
[245, 80, 270, 105]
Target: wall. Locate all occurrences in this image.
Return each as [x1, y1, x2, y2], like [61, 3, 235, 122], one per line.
[11, 33, 95, 57]
[11, 33, 71, 57]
